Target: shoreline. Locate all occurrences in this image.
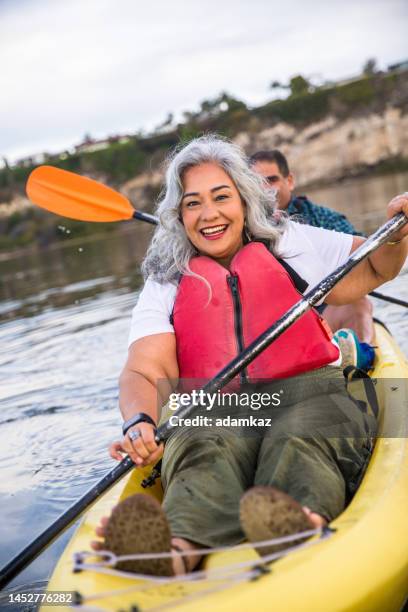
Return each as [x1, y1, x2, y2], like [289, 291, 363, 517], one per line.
[0, 221, 143, 262]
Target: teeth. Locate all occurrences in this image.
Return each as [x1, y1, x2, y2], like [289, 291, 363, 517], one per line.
[201, 225, 227, 235]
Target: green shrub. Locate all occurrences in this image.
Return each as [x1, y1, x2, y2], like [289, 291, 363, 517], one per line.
[336, 78, 375, 107]
[256, 89, 330, 124]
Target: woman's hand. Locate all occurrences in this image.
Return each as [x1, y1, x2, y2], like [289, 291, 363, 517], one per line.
[109, 422, 164, 467]
[386, 192, 408, 242]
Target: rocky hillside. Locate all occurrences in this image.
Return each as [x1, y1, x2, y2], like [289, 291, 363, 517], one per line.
[1, 68, 407, 251]
[237, 107, 408, 188]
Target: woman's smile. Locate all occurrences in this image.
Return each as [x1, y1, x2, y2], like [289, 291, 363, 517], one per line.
[200, 223, 229, 239]
[181, 162, 245, 266]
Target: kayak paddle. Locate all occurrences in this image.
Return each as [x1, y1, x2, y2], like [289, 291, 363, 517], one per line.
[26, 165, 158, 225]
[370, 290, 408, 309]
[1, 209, 406, 589]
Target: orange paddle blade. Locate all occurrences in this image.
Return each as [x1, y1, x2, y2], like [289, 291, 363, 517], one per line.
[26, 166, 135, 222]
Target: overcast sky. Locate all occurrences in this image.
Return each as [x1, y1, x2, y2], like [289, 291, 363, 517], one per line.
[1, 0, 407, 163]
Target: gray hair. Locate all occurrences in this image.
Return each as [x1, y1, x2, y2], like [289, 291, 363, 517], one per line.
[142, 134, 287, 284]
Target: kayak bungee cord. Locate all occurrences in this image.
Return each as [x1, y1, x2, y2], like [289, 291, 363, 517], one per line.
[74, 525, 323, 568]
[70, 528, 333, 609]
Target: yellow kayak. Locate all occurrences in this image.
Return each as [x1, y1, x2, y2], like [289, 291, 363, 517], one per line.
[43, 323, 408, 611]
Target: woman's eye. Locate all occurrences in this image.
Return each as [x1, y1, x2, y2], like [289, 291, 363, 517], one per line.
[185, 200, 199, 208]
[215, 194, 228, 201]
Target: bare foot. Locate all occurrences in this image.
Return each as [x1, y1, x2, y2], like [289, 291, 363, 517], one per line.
[171, 537, 202, 574]
[240, 486, 319, 558]
[91, 508, 202, 575]
[302, 506, 327, 528]
[91, 513, 112, 551]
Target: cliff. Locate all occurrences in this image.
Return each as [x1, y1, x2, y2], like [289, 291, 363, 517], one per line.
[1, 69, 408, 251]
[236, 107, 408, 188]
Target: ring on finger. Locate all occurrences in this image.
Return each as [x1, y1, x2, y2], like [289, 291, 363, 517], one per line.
[128, 429, 141, 443]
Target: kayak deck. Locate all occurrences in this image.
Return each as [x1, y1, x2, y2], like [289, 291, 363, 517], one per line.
[42, 324, 408, 611]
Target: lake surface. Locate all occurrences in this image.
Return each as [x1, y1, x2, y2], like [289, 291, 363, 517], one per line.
[0, 171, 407, 604]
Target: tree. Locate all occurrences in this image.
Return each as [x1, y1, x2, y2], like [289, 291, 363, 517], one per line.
[154, 113, 174, 133]
[82, 132, 93, 144]
[289, 75, 311, 96]
[363, 58, 378, 77]
[196, 92, 247, 119]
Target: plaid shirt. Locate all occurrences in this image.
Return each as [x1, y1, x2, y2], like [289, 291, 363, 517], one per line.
[287, 196, 363, 236]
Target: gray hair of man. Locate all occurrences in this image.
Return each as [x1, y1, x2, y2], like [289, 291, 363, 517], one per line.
[142, 134, 287, 285]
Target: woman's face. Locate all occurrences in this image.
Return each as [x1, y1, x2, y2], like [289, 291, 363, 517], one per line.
[180, 162, 245, 266]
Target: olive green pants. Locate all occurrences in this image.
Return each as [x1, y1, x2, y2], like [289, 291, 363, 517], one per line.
[160, 367, 376, 547]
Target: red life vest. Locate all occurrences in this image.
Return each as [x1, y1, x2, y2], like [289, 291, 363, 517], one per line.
[172, 242, 339, 385]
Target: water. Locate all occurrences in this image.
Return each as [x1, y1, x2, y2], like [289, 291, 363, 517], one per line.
[0, 224, 153, 597]
[307, 170, 408, 235]
[0, 172, 407, 600]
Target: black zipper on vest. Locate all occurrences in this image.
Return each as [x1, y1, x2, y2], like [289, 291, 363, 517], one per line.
[227, 274, 248, 384]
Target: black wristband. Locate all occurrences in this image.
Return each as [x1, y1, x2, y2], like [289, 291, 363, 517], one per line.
[122, 413, 157, 436]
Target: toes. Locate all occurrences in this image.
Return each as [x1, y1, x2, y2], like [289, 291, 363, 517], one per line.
[302, 506, 326, 528]
[308, 512, 327, 528]
[93, 512, 115, 546]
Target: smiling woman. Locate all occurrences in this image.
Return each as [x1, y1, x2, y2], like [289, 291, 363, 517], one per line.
[91, 134, 408, 578]
[141, 137, 284, 285]
[181, 163, 247, 267]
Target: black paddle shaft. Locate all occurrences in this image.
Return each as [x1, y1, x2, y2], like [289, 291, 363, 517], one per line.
[133, 210, 158, 225]
[0, 457, 134, 589]
[370, 290, 408, 308]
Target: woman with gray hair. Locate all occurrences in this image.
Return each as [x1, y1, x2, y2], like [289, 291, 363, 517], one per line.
[92, 135, 408, 576]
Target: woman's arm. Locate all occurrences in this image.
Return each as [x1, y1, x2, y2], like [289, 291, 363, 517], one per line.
[110, 332, 179, 466]
[119, 333, 179, 422]
[326, 194, 408, 305]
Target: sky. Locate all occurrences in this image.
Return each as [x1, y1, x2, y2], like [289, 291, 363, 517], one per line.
[1, 0, 407, 164]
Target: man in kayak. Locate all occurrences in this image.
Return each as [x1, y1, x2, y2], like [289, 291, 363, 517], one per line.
[250, 149, 374, 370]
[92, 135, 408, 576]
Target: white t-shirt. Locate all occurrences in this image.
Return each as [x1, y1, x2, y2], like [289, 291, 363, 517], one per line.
[128, 221, 353, 347]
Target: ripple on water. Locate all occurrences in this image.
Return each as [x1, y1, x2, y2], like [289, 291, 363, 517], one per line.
[0, 580, 49, 611]
[0, 288, 137, 365]
[0, 388, 121, 495]
[0, 287, 137, 518]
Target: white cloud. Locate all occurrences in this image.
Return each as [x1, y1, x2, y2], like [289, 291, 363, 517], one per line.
[1, 0, 407, 161]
